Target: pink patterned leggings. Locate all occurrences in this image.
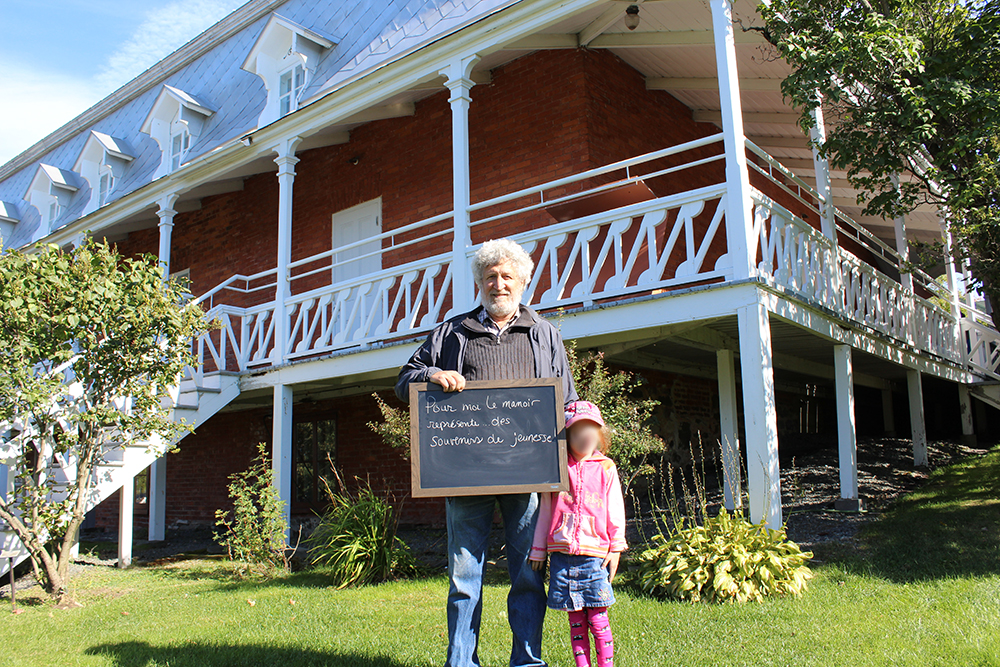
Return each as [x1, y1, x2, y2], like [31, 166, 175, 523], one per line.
[567, 607, 614, 667]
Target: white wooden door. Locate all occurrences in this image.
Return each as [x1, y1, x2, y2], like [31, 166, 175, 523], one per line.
[332, 198, 381, 283]
[331, 199, 382, 339]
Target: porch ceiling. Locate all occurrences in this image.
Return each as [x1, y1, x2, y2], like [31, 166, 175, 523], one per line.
[498, 0, 944, 247]
[609, 312, 919, 394]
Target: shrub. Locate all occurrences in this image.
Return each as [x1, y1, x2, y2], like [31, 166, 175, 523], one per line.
[367, 392, 411, 455]
[633, 508, 814, 603]
[306, 480, 417, 588]
[214, 443, 290, 578]
[566, 342, 664, 495]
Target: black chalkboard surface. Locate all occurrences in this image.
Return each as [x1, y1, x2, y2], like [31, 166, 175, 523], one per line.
[409, 378, 568, 497]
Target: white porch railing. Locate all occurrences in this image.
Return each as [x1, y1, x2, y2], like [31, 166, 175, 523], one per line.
[745, 140, 955, 308]
[187, 134, 995, 378]
[505, 185, 729, 309]
[752, 189, 962, 363]
[192, 134, 731, 371]
[962, 312, 1000, 381]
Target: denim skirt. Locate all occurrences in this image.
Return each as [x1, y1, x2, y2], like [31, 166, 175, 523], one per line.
[546, 552, 616, 611]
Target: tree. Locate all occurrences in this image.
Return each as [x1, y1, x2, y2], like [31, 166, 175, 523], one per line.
[757, 0, 1000, 326]
[0, 240, 207, 605]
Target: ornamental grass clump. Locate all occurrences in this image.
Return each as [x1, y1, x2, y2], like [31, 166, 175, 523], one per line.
[306, 477, 417, 588]
[633, 508, 813, 603]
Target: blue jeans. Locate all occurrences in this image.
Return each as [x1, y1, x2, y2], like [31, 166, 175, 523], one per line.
[445, 493, 547, 667]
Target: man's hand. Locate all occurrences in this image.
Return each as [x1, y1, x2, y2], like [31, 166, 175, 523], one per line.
[430, 370, 466, 392]
[602, 551, 621, 582]
[530, 558, 546, 571]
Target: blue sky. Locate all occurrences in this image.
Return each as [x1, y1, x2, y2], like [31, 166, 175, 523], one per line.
[0, 0, 246, 166]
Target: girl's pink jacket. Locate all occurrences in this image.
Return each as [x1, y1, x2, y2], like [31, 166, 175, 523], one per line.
[530, 451, 627, 560]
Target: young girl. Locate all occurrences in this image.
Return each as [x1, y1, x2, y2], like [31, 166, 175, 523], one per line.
[531, 400, 626, 667]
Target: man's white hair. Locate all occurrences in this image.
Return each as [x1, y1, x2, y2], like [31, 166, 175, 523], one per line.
[472, 239, 534, 286]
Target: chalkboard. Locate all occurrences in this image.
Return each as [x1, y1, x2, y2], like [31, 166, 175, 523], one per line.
[409, 378, 568, 497]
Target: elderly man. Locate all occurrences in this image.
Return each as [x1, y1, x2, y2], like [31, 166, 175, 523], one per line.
[396, 238, 577, 667]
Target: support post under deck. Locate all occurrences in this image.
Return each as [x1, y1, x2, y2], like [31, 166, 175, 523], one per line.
[907, 370, 928, 466]
[737, 299, 782, 528]
[273, 384, 294, 544]
[834, 345, 862, 511]
[716, 349, 742, 511]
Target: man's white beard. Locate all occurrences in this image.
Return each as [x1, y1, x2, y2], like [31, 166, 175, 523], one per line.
[482, 289, 523, 319]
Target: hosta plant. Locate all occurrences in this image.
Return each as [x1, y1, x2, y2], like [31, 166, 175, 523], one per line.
[633, 508, 813, 603]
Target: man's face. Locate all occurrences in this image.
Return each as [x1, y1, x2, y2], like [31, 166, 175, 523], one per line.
[480, 260, 525, 320]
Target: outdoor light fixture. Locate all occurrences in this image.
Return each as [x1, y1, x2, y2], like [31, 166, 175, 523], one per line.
[624, 4, 640, 30]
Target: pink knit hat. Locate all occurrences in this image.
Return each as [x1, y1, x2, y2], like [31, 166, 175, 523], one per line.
[565, 400, 605, 429]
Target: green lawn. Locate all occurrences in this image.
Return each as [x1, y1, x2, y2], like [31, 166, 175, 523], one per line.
[3, 447, 999, 667]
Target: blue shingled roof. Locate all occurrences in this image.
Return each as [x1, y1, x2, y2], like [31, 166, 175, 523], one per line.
[0, 0, 524, 249]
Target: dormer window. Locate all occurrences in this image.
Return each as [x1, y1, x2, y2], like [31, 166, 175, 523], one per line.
[170, 118, 191, 172]
[25, 164, 83, 232]
[242, 14, 335, 126]
[140, 85, 215, 179]
[0, 200, 19, 245]
[98, 168, 114, 208]
[74, 131, 135, 215]
[279, 64, 306, 117]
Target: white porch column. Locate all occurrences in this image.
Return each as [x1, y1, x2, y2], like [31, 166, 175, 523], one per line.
[809, 106, 837, 242]
[833, 345, 862, 510]
[441, 54, 480, 314]
[891, 196, 917, 346]
[148, 461, 167, 541]
[881, 387, 896, 436]
[273, 137, 302, 364]
[272, 384, 294, 544]
[118, 479, 134, 568]
[716, 349, 742, 511]
[941, 225, 964, 318]
[156, 193, 179, 276]
[892, 211, 913, 292]
[711, 0, 755, 281]
[149, 193, 178, 543]
[907, 369, 928, 466]
[957, 384, 977, 446]
[737, 298, 782, 527]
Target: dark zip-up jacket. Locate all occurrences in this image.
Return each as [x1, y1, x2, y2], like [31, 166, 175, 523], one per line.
[395, 304, 578, 406]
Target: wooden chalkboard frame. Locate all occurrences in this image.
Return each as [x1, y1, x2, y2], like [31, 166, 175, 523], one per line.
[409, 378, 568, 497]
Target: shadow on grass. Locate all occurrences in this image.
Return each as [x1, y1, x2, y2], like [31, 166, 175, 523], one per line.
[137, 555, 445, 596]
[841, 446, 1000, 583]
[86, 641, 430, 667]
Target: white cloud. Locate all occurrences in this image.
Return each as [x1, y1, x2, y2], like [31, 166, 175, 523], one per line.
[0, 0, 245, 166]
[0, 57, 101, 166]
[94, 0, 245, 94]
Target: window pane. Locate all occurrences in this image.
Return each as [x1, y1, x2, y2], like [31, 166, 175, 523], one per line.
[279, 70, 292, 96]
[294, 65, 304, 91]
[294, 422, 314, 503]
[280, 96, 291, 117]
[316, 419, 336, 497]
[99, 173, 112, 206]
